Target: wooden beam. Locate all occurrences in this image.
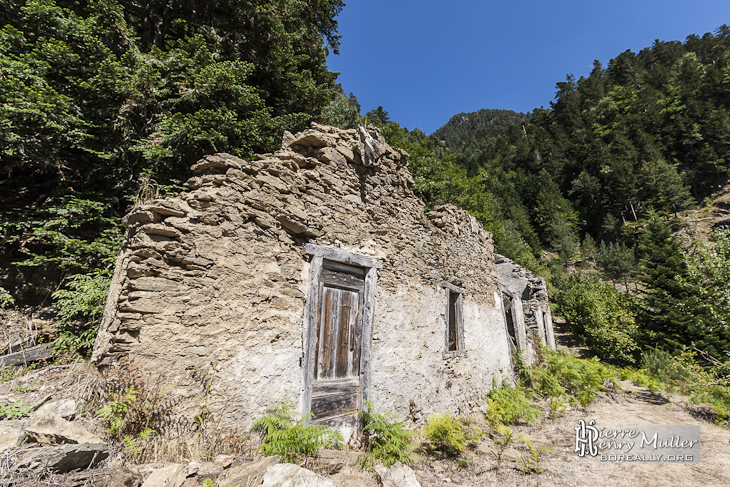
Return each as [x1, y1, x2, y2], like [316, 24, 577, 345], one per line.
[0, 345, 55, 367]
[442, 281, 466, 294]
[305, 244, 382, 269]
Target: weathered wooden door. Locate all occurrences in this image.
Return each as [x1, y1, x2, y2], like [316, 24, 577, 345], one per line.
[310, 263, 365, 424]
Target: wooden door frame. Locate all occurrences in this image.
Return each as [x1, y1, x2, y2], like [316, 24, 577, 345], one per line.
[302, 244, 382, 420]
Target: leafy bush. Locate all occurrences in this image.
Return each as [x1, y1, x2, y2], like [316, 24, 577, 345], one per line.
[251, 401, 343, 463]
[359, 402, 420, 468]
[522, 348, 613, 409]
[486, 381, 541, 426]
[691, 385, 730, 427]
[553, 275, 640, 365]
[640, 348, 693, 384]
[52, 270, 111, 356]
[421, 413, 482, 457]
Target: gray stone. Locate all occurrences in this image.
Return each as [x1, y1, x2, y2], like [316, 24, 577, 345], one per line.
[17, 442, 108, 473]
[191, 153, 243, 174]
[140, 224, 183, 238]
[33, 398, 77, 420]
[24, 415, 104, 445]
[260, 463, 336, 487]
[374, 462, 421, 487]
[123, 210, 156, 226]
[217, 456, 279, 486]
[0, 422, 25, 453]
[141, 463, 187, 487]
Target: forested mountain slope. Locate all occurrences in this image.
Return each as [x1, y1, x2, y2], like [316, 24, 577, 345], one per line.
[432, 109, 529, 148]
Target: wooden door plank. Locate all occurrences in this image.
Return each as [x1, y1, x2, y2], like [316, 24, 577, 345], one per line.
[335, 290, 352, 378]
[320, 269, 364, 291]
[311, 378, 359, 396]
[310, 392, 359, 421]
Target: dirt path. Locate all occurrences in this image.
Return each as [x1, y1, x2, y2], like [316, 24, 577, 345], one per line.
[404, 383, 730, 487]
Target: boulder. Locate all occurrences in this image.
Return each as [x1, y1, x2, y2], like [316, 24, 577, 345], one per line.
[17, 442, 108, 473]
[217, 455, 279, 486]
[374, 462, 421, 487]
[24, 414, 103, 445]
[141, 463, 187, 487]
[33, 398, 77, 420]
[0, 422, 25, 453]
[260, 463, 336, 487]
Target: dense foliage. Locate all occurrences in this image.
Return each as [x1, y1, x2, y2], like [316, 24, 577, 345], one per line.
[554, 274, 640, 365]
[0, 0, 342, 305]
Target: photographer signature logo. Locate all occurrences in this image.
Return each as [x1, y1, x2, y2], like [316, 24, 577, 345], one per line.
[573, 420, 700, 463]
[574, 419, 599, 457]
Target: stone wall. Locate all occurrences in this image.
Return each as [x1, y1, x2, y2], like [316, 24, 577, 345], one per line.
[92, 123, 513, 430]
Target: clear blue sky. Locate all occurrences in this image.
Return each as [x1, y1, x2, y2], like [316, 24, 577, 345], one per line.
[326, 0, 730, 135]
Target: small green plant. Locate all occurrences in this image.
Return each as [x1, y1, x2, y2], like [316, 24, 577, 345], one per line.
[201, 479, 217, 487]
[11, 382, 39, 393]
[0, 401, 31, 420]
[359, 402, 420, 468]
[97, 385, 139, 435]
[0, 287, 15, 308]
[454, 458, 471, 469]
[251, 401, 343, 463]
[122, 428, 157, 457]
[421, 413, 482, 457]
[486, 381, 541, 426]
[516, 434, 552, 474]
[491, 423, 515, 470]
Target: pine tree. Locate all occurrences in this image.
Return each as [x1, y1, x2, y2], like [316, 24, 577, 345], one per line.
[637, 213, 695, 353]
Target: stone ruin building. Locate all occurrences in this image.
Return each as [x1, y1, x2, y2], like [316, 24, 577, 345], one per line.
[91, 123, 556, 437]
[495, 254, 555, 366]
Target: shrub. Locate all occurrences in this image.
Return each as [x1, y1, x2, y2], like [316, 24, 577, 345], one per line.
[359, 402, 420, 468]
[421, 413, 482, 457]
[554, 275, 640, 365]
[486, 381, 541, 426]
[640, 348, 693, 384]
[251, 401, 342, 463]
[0, 287, 15, 308]
[691, 385, 730, 426]
[522, 348, 613, 409]
[53, 271, 111, 356]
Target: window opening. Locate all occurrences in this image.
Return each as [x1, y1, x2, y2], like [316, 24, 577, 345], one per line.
[442, 282, 465, 357]
[503, 295, 517, 346]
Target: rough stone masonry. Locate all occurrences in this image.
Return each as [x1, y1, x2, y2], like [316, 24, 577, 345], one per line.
[92, 123, 530, 434]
